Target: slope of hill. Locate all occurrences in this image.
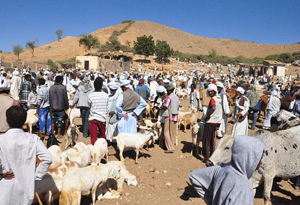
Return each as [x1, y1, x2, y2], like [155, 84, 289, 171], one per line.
[1, 21, 300, 63]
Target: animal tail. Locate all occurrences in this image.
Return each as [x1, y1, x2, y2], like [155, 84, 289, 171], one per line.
[59, 189, 72, 205]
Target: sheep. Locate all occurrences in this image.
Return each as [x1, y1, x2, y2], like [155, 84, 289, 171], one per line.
[61, 148, 79, 163]
[113, 131, 157, 164]
[33, 173, 63, 205]
[73, 142, 87, 152]
[24, 112, 38, 133]
[97, 161, 137, 201]
[59, 163, 121, 205]
[48, 145, 62, 167]
[191, 122, 204, 156]
[91, 138, 108, 165]
[70, 148, 91, 167]
[48, 161, 81, 177]
[65, 123, 79, 149]
[179, 109, 197, 132]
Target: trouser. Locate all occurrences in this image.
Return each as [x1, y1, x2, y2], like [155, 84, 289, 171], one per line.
[21, 103, 28, 111]
[202, 123, 218, 160]
[80, 107, 90, 138]
[39, 108, 51, 135]
[89, 119, 106, 145]
[201, 106, 208, 120]
[163, 120, 177, 151]
[249, 108, 258, 130]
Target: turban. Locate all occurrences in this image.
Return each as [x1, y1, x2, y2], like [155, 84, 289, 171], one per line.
[108, 81, 120, 90]
[156, 86, 165, 93]
[120, 80, 130, 87]
[207, 84, 218, 93]
[215, 82, 224, 88]
[236, 87, 245, 94]
[163, 79, 170, 84]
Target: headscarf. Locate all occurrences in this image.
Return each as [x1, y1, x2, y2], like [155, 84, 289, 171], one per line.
[138, 79, 144, 86]
[207, 84, 218, 93]
[248, 85, 260, 108]
[236, 87, 245, 95]
[80, 77, 93, 92]
[108, 81, 120, 90]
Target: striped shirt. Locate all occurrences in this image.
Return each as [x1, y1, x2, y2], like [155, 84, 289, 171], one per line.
[88, 91, 109, 122]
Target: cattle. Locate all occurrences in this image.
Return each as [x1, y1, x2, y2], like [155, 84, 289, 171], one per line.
[226, 88, 236, 106]
[280, 96, 295, 111]
[270, 109, 300, 131]
[259, 95, 269, 120]
[209, 111, 300, 205]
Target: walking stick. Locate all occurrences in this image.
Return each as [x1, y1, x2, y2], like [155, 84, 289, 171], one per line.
[35, 191, 43, 205]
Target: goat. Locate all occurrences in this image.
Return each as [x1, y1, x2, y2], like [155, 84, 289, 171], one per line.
[65, 123, 79, 149]
[24, 112, 39, 133]
[145, 100, 155, 118]
[73, 142, 87, 152]
[180, 109, 197, 132]
[91, 138, 108, 165]
[70, 148, 91, 167]
[48, 161, 81, 177]
[67, 108, 81, 124]
[59, 163, 121, 205]
[46, 133, 61, 148]
[61, 148, 79, 163]
[48, 145, 62, 167]
[191, 122, 204, 156]
[113, 131, 157, 164]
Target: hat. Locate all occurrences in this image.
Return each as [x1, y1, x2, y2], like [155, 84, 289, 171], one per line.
[215, 82, 224, 88]
[166, 84, 175, 91]
[120, 80, 130, 87]
[163, 79, 170, 84]
[236, 87, 245, 94]
[156, 86, 165, 93]
[271, 90, 277, 96]
[207, 84, 218, 93]
[108, 81, 120, 90]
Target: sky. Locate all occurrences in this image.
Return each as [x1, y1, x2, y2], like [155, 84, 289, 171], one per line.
[1, 0, 299, 52]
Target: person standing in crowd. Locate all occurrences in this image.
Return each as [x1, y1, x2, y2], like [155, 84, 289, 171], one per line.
[88, 77, 109, 145]
[200, 83, 210, 120]
[19, 74, 32, 110]
[190, 83, 201, 112]
[136, 79, 150, 122]
[37, 78, 51, 136]
[49, 76, 69, 138]
[230, 87, 249, 136]
[10, 70, 21, 100]
[202, 84, 222, 164]
[71, 77, 94, 138]
[27, 83, 38, 109]
[189, 135, 264, 205]
[293, 94, 300, 117]
[0, 73, 11, 93]
[263, 90, 281, 130]
[216, 82, 230, 138]
[0, 106, 52, 205]
[106, 81, 121, 141]
[116, 80, 147, 134]
[161, 84, 179, 153]
[246, 85, 261, 130]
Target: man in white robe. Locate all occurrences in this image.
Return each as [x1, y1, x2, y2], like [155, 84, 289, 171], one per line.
[0, 106, 52, 205]
[263, 90, 281, 130]
[230, 87, 249, 136]
[116, 80, 147, 133]
[10, 71, 21, 100]
[216, 82, 230, 137]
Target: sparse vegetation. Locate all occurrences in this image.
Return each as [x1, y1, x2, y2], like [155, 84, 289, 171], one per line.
[46, 59, 58, 69]
[13, 44, 23, 61]
[155, 40, 173, 60]
[56, 29, 63, 41]
[26, 41, 36, 57]
[56, 57, 76, 64]
[122, 20, 135, 24]
[133, 35, 155, 59]
[78, 34, 100, 53]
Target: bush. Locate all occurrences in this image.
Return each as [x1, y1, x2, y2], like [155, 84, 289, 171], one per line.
[122, 20, 135, 24]
[47, 59, 58, 69]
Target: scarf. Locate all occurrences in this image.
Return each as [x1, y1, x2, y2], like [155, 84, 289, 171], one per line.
[248, 86, 260, 108]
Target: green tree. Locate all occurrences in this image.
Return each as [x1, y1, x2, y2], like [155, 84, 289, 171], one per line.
[78, 34, 100, 53]
[55, 29, 63, 41]
[46, 59, 58, 69]
[26, 41, 36, 57]
[13, 44, 23, 61]
[133, 35, 155, 59]
[279, 53, 294, 63]
[155, 40, 173, 60]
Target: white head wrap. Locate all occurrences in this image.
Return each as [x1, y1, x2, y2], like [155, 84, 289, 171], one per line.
[271, 90, 277, 96]
[156, 85, 165, 93]
[236, 87, 245, 94]
[163, 79, 170, 84]
[120, 80, 130, 87]
[108, 81, 120, 90]
[207, 84, 218, 93]
[215, 82, 224, 88]
[13, 70, 20, 76]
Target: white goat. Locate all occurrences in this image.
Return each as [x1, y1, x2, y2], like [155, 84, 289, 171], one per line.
[48, 161, 81, 177]
[61, 148, 78, 163]
[113, 131, 157, 164]
[91, 138, 108, 165]
[191, 122, 204, 156]
[70, 148, 91, 167]
[66, 123, 80, 149]
[59, 164, 121, 205]
[74, 142, 87, 152]
[24, 112, 39, 133]
[68, 108, 81, 124]
[48, 145, 62, 167]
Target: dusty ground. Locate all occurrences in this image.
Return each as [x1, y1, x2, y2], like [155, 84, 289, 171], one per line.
[42, 98, 300, 205]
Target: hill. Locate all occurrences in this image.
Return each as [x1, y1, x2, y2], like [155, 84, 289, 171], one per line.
[1, 21, 300, 63]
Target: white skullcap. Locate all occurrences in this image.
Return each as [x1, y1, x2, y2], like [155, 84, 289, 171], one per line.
[108, 81, 120, 90]
[215, 82, 224, 88]
[119, 75, 126, 81]
[13, 70, 20, 76]
[120, 80, 130, 87]
[156, 85, 165, 93]
[236, 87, 245, 94]
[163, 79, 170, 83]
[271, 90, 277, 96]
[207, 84, 218, 93]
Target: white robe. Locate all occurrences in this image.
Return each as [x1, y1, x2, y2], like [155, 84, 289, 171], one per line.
[0, 129, 52, 205]
[149, 81, 158, 101]
[116, 93, 147, 133]
[217, 92, 230, 136]
[10, 76, 21, 100]
[231, 97, 249, 136]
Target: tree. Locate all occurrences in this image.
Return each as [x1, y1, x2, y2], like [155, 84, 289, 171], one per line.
[155, 40, 173, 60]
[55, 29, 63, 41]
[78, 34, 100, 53]
[46, 59, 58, 69]
[279, 53, 294, 63]
[26, 41, 36, 57]
[133, 35, 155, 59]
[13, 44, 23, 61]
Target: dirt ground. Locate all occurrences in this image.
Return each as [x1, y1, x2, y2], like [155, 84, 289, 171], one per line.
[44, 97, 300, 205]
